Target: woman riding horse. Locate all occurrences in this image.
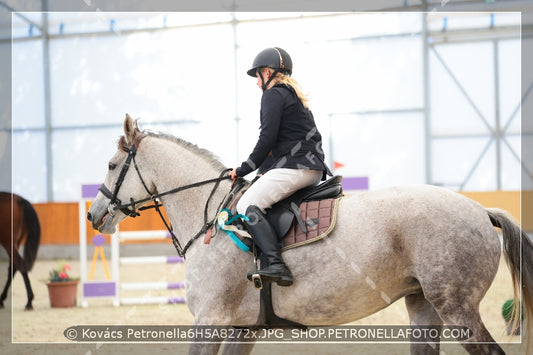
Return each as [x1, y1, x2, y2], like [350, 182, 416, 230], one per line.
[229, 47, 332, 287]
[88, 114, 533, 354]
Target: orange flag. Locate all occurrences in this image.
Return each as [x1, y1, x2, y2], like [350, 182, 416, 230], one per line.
[333, 161, 345, 170]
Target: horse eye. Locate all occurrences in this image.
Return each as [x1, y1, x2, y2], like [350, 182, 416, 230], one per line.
[108, 163, 117, 170]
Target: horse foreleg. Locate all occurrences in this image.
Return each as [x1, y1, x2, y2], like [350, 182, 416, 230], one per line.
[405, 292, 443, 355]
[0, 265, 14, 309]
[20, 271, 34, 311]
[188, 342, 223, 355]
[188, 324, 223, 355]
[187, 328, 256, 355]
[221, 329, 255, 355]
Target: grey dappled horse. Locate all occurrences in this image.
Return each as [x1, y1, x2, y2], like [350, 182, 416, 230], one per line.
[87, 115, 533, 354]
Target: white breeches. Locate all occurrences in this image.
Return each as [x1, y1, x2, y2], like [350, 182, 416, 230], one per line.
[236, 168, 323, 215]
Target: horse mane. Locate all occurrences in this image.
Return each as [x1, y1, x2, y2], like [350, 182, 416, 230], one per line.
[119, 128, 227, 172]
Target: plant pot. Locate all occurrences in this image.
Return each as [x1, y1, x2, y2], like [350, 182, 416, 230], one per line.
[46, 280, 79, 308]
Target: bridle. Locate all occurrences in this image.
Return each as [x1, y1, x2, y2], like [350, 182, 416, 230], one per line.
[98, 143, 232, 258]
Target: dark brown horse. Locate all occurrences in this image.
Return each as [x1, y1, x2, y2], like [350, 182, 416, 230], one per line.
[0, 192, 40, 310]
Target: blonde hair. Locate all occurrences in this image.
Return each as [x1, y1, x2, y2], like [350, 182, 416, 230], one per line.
[262, 68, 310, 109]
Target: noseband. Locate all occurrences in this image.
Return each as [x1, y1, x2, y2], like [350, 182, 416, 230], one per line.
[98, 143, 231, 257]
[99, 145, 145, 218]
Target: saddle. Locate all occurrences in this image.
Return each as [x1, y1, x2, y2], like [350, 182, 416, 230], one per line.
[266, 175, 343, 249]
[221, 175, 343, 251]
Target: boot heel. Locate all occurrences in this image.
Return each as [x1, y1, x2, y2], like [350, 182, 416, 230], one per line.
[276, 275, 293, 287]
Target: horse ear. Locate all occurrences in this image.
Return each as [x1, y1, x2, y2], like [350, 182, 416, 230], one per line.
[124, 114, 135, 145]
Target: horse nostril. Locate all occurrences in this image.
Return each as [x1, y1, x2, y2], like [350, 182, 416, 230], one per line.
[87, 212, 92, 222]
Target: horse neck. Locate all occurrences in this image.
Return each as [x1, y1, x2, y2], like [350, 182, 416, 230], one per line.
[139, 137, 232, 249]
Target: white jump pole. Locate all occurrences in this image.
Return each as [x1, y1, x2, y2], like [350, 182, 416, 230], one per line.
[119, 255, 184, 265]
[80, 184, 186, 307]
[111, 228, 120, 307]
[79, 197, 88, 308]
[117, 230, 171, 241]
[120, 281, 186, 291]
[80, 184, 119, 307]
[112, 229, 186, 306]
[120, 296, 186, 305]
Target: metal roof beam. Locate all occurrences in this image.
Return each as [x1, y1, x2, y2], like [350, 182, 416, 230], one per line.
[0, 1, 43, 32]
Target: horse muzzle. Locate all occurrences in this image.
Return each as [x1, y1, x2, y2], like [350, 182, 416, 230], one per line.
[87, 203, 117, 234]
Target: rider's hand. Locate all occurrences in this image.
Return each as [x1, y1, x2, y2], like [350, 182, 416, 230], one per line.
[228, 168, 238, 183]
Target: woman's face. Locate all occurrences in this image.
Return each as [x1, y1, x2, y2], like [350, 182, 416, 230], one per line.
[255, 71, 263, 90]
[255, 68, 270, 91]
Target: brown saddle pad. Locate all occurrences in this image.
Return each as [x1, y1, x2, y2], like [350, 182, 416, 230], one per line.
[209, 180, 341, 252]
[281, 198, 340, 251]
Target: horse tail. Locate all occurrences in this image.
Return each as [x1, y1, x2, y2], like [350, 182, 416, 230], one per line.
[487, 208, 533, 344]
[16, 195, 41, 272]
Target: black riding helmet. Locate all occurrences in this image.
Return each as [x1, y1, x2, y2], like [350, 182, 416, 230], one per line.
[247, 47, 293, 90]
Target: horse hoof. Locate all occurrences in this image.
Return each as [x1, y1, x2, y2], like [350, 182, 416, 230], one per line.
[24, 305, 33, 311]
[0, 304, 4, 309]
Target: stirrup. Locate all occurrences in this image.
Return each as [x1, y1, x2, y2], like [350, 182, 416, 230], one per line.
[252, 273, 263, 289]
[249, 247, 262, 289]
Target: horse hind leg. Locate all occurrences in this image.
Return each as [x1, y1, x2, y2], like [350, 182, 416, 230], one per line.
[11, 248, 34, 311]
[21, 271, 34, 311]
[0, 263, 33, 311]
[439, 307, 504, 355]
[0, 264, 13, 309]
[422, 290, 504, 354]
[405, 292, 443, 355]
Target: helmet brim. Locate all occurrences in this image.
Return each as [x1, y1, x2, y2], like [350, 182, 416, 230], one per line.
[247, 67, 258, 77]
[246, 66, 292, 78]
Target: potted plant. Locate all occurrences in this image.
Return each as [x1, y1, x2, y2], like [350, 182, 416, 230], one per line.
[46, 261, 79, 308]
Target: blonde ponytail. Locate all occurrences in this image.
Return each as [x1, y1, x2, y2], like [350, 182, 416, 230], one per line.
[264, 68, 310, 109]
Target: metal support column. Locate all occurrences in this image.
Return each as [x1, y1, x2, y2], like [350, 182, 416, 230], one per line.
[328, 114, 334, 171]
[422, 12, 432, 185]
[41, 0, 53, 200]
[492, 39, 502, 190]
[231, 11, 240, 162]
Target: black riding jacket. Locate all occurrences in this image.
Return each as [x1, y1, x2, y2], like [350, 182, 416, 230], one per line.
[235, 84, 332, 179]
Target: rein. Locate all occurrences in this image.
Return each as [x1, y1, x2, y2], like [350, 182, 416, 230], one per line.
[98, 144, 232, 258]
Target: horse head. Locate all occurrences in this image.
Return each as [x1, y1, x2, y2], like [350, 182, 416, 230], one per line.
[87, 114, 154, 234]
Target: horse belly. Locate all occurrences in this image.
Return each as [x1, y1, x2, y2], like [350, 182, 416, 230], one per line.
[272, 283, 401, 325]
[271, 239, 411, 322]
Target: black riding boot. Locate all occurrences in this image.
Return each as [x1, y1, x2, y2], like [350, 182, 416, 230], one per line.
[244, 205, 293, 286]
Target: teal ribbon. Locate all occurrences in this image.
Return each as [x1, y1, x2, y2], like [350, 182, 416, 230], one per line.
[217, 209, 250, 252]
